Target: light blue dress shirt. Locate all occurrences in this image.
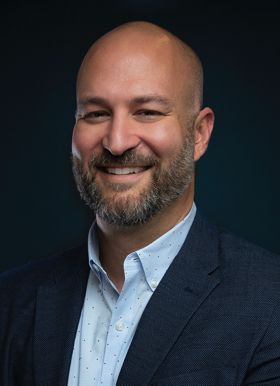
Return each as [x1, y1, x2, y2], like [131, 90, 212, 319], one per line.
[68, 203, 196, 386]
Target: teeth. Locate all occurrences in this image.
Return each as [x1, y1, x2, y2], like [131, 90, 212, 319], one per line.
[106, 167, 145, 175]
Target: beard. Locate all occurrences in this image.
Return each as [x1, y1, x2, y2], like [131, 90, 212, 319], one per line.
[72, 131, 195, 226]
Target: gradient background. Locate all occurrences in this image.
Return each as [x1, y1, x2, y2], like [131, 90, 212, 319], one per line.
[1, 1, 279, 272]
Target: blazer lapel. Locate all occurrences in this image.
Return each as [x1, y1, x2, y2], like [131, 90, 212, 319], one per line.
[33, 245, 89, 386]
[118, 213, 222, 385]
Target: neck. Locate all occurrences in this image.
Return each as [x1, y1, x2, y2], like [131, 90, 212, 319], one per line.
[96, 185, 194, 291]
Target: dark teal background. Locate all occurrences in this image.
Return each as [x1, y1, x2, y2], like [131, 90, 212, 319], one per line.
[1, 2, 279, 272]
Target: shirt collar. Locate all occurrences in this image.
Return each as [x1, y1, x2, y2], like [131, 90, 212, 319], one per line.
[88, 203, 196, 290]
[136, 203, 196, 291]
[88, 223, 104, 279]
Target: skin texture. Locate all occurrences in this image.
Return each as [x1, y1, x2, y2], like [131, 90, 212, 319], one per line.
[72, 21, 214, 290]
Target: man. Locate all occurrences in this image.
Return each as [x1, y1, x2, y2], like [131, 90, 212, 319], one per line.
[1, 21, 280, 386]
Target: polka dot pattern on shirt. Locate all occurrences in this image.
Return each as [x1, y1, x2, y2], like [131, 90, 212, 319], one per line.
[67, 204, 196, 386]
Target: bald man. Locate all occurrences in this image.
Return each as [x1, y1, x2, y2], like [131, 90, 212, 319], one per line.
[1, 22, 280, 386]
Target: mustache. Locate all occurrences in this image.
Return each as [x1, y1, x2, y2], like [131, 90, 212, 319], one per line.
[88, 149, 159, 168]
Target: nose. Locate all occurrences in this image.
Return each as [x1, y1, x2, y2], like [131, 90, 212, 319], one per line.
[102, 113, 141, 156]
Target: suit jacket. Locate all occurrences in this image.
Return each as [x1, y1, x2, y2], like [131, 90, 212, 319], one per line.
[1, 212, 280, 386]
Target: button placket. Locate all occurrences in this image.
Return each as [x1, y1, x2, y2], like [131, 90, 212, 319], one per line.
[115, 320, 125, 331]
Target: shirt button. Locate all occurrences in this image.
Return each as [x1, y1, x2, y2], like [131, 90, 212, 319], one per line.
[151, 279, 158, 289]
[115, 320, 125, 331]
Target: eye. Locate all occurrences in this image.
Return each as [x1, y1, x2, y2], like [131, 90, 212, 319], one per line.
[135, 109, 164, 121]
[80, 110, 111, 123]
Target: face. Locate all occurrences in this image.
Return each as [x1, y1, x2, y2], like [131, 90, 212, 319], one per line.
[72, 39, 198, 226]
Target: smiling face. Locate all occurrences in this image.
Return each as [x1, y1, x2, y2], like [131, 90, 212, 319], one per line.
[72, 22, 214, 226]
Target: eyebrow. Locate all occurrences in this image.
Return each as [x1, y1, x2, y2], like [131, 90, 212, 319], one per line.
[77, 96, 108, 108]
[131, 95, 173, 109]
[77, 94, 173, 109]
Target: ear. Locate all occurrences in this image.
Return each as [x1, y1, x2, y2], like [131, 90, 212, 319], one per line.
[193, 107, 215, 161]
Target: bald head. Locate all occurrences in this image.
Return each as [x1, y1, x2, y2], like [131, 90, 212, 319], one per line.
[72, 21, 214, 227]
[77, 21, 203, 111]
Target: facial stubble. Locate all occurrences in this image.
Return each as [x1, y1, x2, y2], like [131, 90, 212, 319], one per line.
[72, 130, 195, 226]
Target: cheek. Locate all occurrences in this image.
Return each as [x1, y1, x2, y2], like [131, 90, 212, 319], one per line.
[72, 124, 103, 160]
[141, 123, 184, 158]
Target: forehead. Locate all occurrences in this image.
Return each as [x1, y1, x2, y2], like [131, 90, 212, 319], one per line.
[77, 40, 188, 103]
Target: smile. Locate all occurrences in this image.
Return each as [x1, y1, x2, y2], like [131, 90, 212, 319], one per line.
[105, 167, 147, 175]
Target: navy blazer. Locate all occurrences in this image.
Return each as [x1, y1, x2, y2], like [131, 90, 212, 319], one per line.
[1, 212, 280, 385]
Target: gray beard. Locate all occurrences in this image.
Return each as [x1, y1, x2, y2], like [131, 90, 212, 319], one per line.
[72, 132, 194, 226]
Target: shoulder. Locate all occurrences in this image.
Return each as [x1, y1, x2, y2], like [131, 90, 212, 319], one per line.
[193, 211, 280, 292]
[214, 224, 280, 309]
[196, 210, 280, 269]
[0, 243, 88, 291]
[218, 226, 280, 274]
